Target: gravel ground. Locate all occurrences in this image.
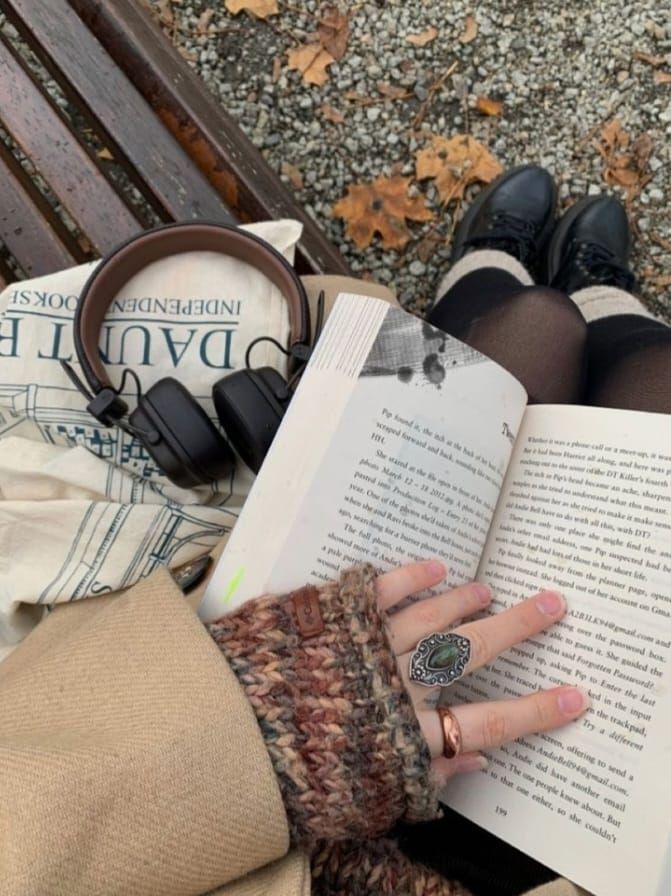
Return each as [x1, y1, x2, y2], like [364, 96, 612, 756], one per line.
[148, 0, 671, 320]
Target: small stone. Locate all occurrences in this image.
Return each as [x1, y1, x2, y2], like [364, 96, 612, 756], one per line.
[414, 85, 429, 101]
[648, 188, 664, 202]
[409, 260, 426, 276]
[366, 106, 381, 123]
[427, 642, 460, 671]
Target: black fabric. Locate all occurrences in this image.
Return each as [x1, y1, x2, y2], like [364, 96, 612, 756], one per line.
[397, 810, 557, 896]
[406, 266, 671, 896]
[428, 272, 588, 404]
[586, 314, 671, 413]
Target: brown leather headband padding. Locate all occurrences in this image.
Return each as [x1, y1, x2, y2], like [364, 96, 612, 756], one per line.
[74, 222, 310, 393]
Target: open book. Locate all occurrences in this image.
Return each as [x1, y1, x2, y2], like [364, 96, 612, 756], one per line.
[200, 294, 671, 896]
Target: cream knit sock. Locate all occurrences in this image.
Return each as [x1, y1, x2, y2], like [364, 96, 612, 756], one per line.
[570, 285, 658, 324]
[435, 249, 533, 303]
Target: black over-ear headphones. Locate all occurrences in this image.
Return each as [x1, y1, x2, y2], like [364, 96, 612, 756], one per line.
[61, 222, 320, 488]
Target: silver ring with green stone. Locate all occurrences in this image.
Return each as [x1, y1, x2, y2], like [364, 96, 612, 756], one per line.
[409, 631, 471, 687]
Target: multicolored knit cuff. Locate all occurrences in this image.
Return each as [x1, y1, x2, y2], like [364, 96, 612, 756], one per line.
[207, 565, 440, 847]
[311, 839, 472, 896]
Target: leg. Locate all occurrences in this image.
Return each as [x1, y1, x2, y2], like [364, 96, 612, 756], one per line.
[428, 251, 587, 404]
[572, 287, 671, 413]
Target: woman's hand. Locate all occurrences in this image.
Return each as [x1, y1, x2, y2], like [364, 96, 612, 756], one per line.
[377, 560, 589, 784]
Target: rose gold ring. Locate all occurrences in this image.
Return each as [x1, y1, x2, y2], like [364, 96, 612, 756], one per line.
[437, 705, 462, 759]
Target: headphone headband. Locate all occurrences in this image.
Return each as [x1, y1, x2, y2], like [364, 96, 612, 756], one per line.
[73, 221, 311, 400]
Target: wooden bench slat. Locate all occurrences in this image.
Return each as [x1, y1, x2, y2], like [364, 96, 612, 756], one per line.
[0, 37, 143, 256]
[0, 252, 16, 288]
[4, 0, 236, 227]
[0, 140, 80, 277]
[70, 0, 351, 277]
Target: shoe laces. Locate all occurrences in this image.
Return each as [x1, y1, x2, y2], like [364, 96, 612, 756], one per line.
[568, 240, 635, 291]
[467, 211, 538, 265]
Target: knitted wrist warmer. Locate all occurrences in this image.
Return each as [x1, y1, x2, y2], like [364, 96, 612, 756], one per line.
[311, 839, 472, 896]
[207, 565, 440, 848]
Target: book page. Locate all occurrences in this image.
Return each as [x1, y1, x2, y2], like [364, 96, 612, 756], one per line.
[200, 295, 527, 619]
[444, 405, 671, 896]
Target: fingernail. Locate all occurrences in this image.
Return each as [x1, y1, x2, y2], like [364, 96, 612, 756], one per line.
[558, 687, 590, 716]
[427, 560, 446, 578]
[536, 591, 566, 616]
[455, 754, 489, 773]
[475, 583, 493, 605]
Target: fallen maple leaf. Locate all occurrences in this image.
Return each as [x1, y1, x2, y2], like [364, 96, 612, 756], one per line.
[594, 119, 652, 200]
[459, 15, 478, 44]
[475, 96, 503, 116]
[655, 71, 671, 84]
[321, 103, 345, 124]
[318, 5, 350, 60]
[332, 175, 433, 250]
[225, 0, 278, 19]
[406, 26, 438, 47]
[415, 135, 502, 204]
[287, 42, 335, 86]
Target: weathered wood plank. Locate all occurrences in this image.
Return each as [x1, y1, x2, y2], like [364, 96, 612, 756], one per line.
[0, 252, 16, 288]
[0, 37, 142, 255]
[3, 0, 236, 226]
[0, 140, 80, 277]
[70, 0, 350, 276]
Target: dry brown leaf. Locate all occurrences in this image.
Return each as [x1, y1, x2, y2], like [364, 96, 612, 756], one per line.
[415, 231, 444, 263]
[281, 161, 304, 190]
[655, 71, 671, 84]
[594, 119, 653, 200]
[475, 96, 503, 116]
[344, 89, 367, 102]
[156, 0, 174, 25]
[377, 82, 408, 99]
[633, 51, 667, 67]
[287, 42, 335, 86]
[225, 0, 278, 19]
[651, 274, 671, 287]
[318, 5, 350, 61]
[415, 135, 502, 204]
[406, 26, 439, 47]
[332, 175, 433, 250]
[459, 15, 478, 44]
[96, 147, 114, 161]
[321, 103, 345, 124]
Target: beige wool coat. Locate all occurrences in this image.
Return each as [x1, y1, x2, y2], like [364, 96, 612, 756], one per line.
[0, 277, 587, 896]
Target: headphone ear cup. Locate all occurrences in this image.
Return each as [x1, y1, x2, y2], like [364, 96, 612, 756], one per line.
[213, 367, 289, 474]
[130, 378, 234, 489]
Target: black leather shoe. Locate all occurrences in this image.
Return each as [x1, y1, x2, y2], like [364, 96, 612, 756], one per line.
[546, 195, 636, 294]
[450, 164, 557, 272]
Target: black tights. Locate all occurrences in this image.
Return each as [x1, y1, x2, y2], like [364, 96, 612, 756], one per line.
[426, 267, 671, 414]
[398, 268, 671, 896]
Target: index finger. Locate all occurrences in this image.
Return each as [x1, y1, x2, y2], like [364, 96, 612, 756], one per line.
[376, 560, 447, 610]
